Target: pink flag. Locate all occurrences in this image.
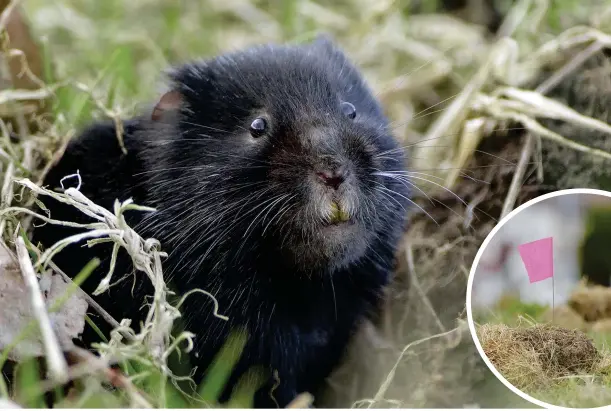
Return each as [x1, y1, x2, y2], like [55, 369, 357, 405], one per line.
[517, 237, 554, 283]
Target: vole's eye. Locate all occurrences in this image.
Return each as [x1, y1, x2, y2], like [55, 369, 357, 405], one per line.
[341, 102, 356, 120]
[250, 117, 267, 138]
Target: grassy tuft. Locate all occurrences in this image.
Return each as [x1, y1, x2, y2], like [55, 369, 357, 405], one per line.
[474, 283, 611, 408]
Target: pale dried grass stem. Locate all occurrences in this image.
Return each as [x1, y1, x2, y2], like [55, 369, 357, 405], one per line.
[15, 235, 69, 383]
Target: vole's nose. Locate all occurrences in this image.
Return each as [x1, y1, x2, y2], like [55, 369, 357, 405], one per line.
[316, 167, 346, 190]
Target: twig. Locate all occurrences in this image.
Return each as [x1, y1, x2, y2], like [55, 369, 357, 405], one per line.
[47, 259, 124, 333]
[405, 240, 445, 333]
[500, 40, 606, 218]
[15, 236, 68, 383]
[0, 88, 56, 105]
[34, 133, 73, 187]
[67, 346, 153, 408]
[0, 160, 14, 235]
[536, 41, 605, 94]
[72, 82, 127, 154]
[5, 47, 47, 90]
[366, 326, 462, 408]
[500, 132, 534, 219]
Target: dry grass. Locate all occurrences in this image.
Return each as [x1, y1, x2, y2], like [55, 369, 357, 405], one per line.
[477, 321, 611, 408]
[474, 282, 611, 408]
[478, 323, 602, 390]
[2, 0, 611, 408]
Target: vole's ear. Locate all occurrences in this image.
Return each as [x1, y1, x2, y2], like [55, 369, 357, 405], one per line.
[310, 33, 337, 54]
[310, 33, 353, 66]
[151, 89, 183, 121]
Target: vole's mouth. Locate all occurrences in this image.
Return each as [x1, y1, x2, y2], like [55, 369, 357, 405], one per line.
[323, 201, 352, 226]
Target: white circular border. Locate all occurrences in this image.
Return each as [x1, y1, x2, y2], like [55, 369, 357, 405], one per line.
[466, 188, 611, 411]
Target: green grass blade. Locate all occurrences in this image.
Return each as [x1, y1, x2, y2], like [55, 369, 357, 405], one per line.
[225, 366, 267, 409]
[14, 356, 45, 408]
[197, 328, 248, 405]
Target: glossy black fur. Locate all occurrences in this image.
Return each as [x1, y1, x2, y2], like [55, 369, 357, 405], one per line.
[32, 37, 410, 407]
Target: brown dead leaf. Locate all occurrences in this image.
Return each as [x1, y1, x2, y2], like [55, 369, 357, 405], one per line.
[0, 243, 88, 361]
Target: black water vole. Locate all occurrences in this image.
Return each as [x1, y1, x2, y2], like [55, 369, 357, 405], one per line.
[32, 36, 410, 407]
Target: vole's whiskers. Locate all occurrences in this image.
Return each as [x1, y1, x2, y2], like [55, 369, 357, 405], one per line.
[377, 126, 528, 153]
[196, 187, 274, 235]
[180, 121, 235, 134]
[376, 171, 468, 209]
[133, 165, 213, 176]
[386, 93, 460, 130]
[375, 173, 468, 223]
[201, 152, 293, 168]
[262, 194, 298, 237]
[361, 192, 378, 221]
[142, 136, 217, 143]
[409, 161, 537, 173]
[237, 193, 292, 256]
[166, 184, 274, 253]
[412, 92, 461, 118]
[173, 188, 280, 275]
[374, 172, 434, 206]
[137, 157, 289, 179]
[374, 184, 439, 226]
[183, 191, 286, 271]
[151, 181, 270, 234]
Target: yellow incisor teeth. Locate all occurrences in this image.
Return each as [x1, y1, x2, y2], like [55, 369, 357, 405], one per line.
[329, 201, 350, 223]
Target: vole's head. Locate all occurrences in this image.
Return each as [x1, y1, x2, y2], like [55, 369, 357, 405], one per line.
[146, 36, 409, 272]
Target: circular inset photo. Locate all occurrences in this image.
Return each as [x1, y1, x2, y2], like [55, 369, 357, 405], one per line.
[467, 189, 611, 409]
